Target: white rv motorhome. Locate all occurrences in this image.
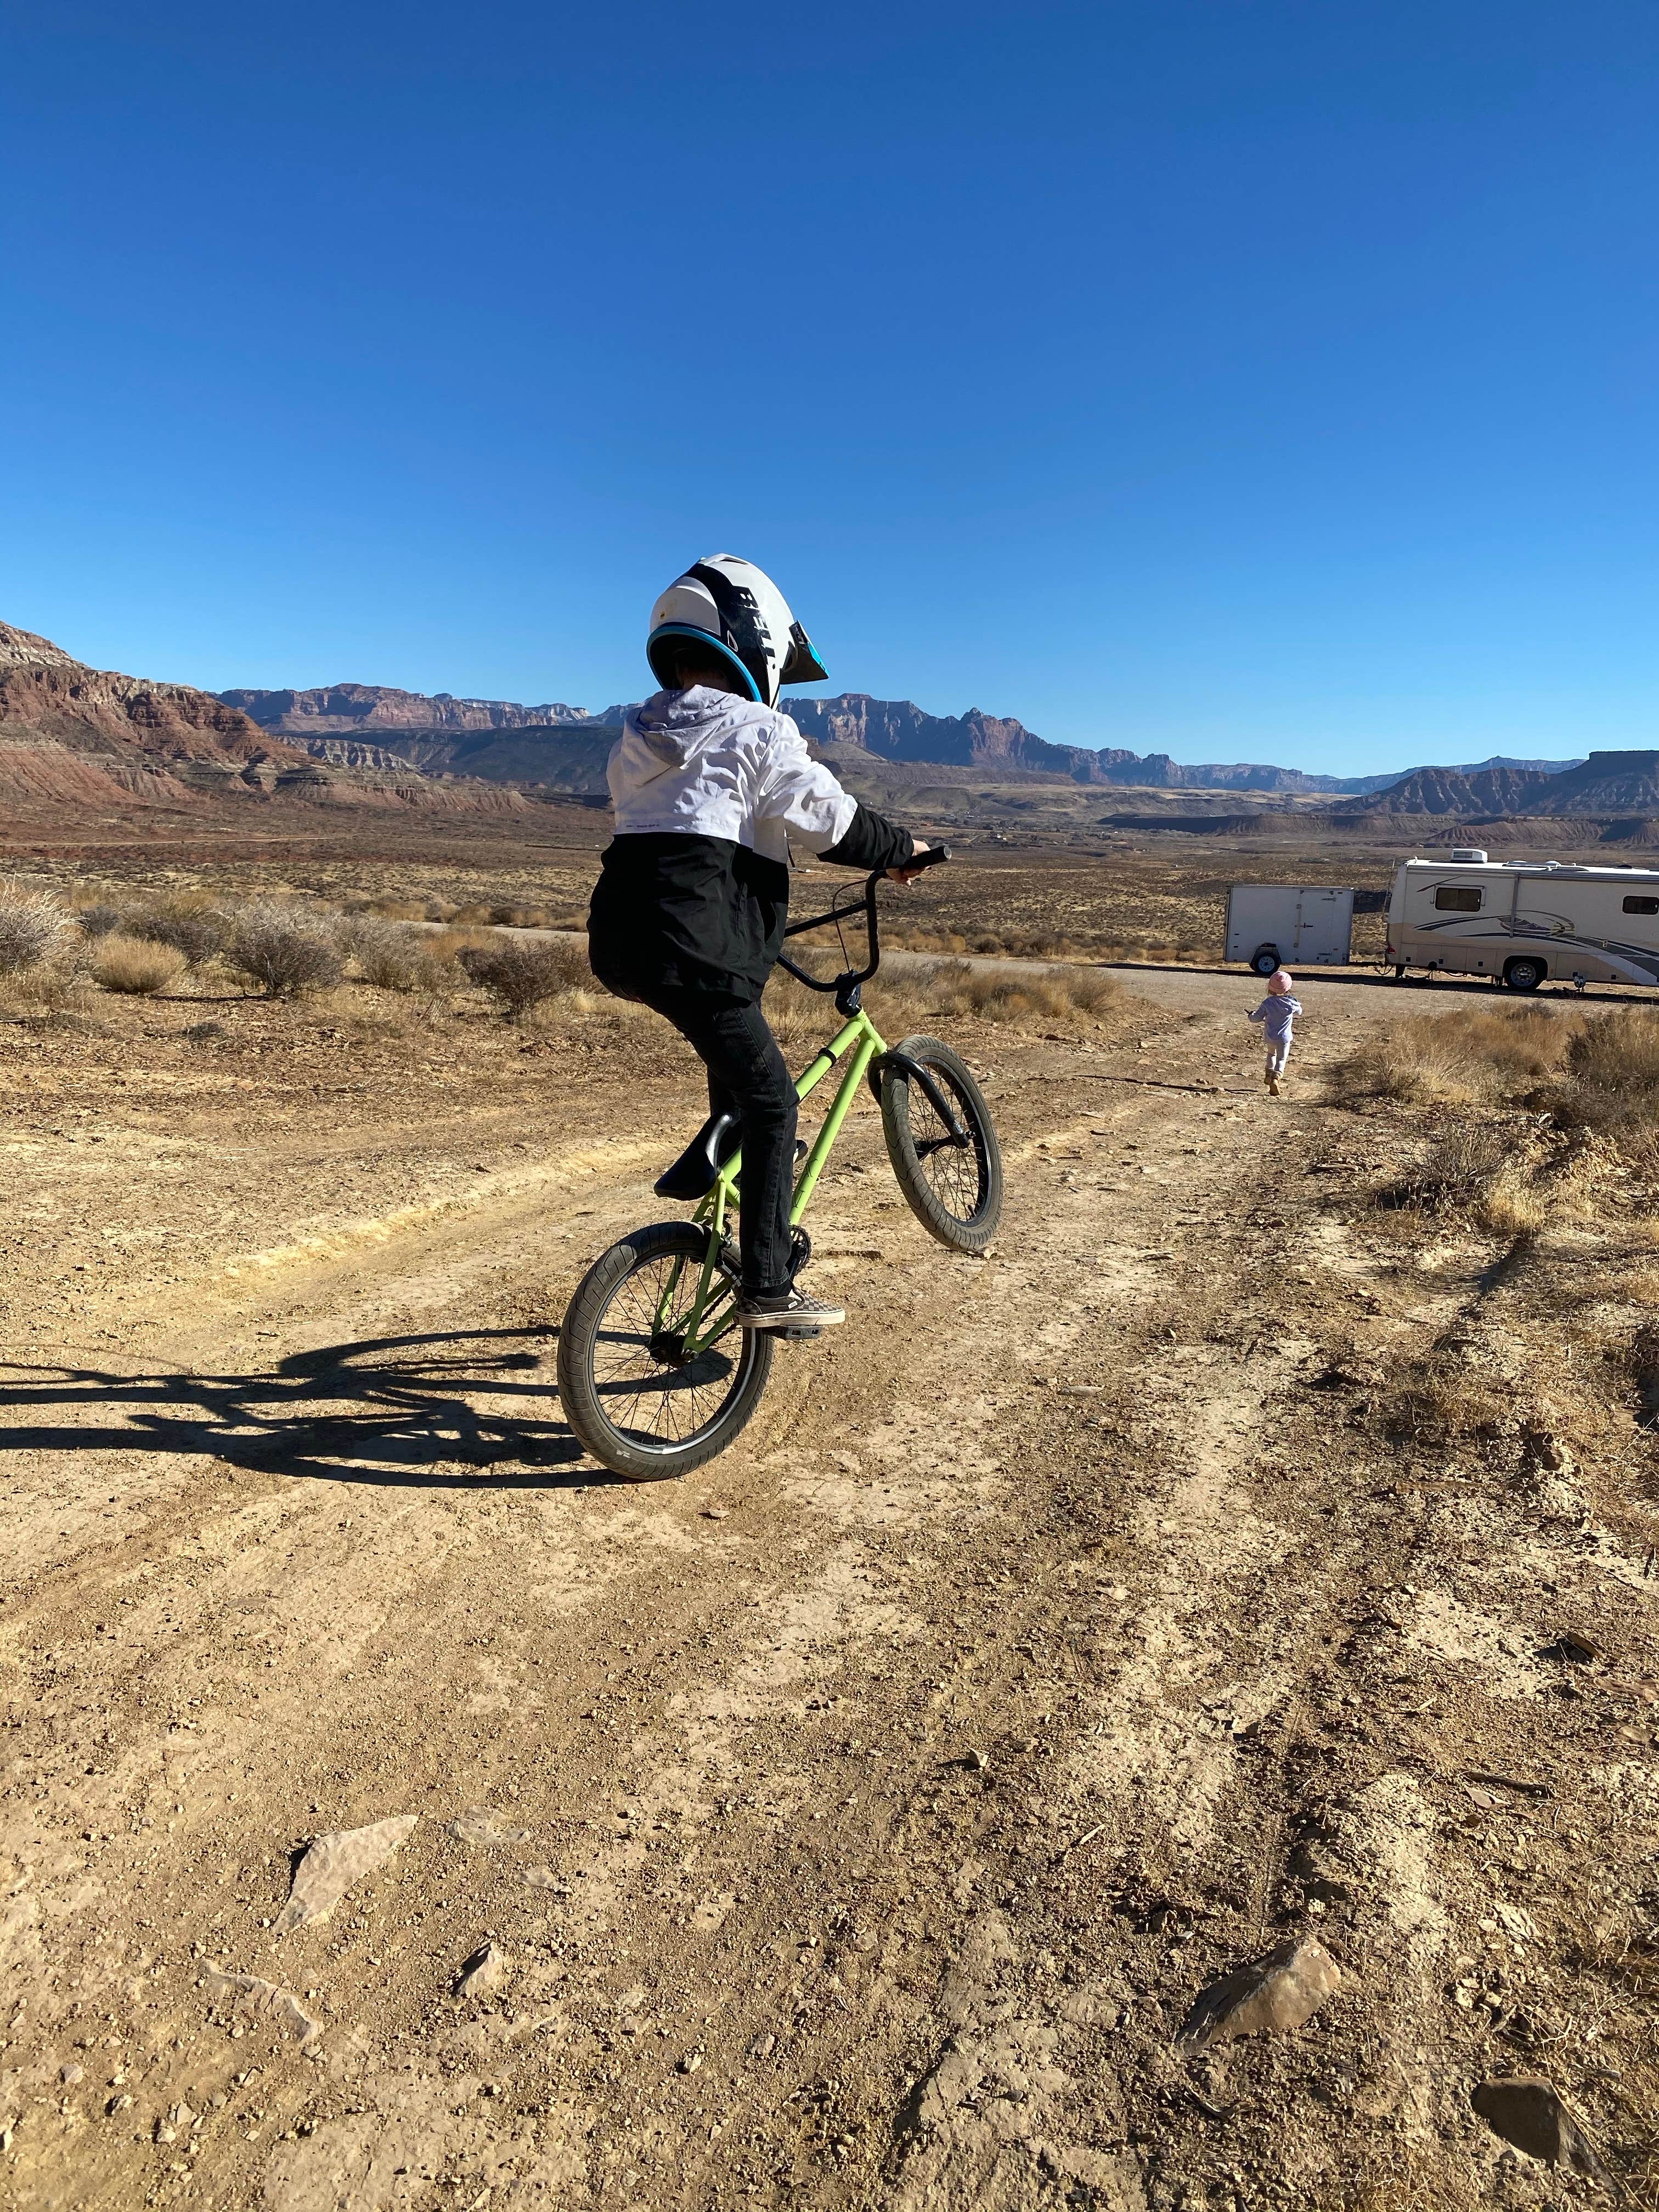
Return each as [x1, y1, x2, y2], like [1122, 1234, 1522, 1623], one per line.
[1386, 849, 1659, 991]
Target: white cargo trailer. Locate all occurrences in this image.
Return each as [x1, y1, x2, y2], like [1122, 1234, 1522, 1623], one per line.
[1385, 851, 1659, 990]
[1225, 884, 1355, 975]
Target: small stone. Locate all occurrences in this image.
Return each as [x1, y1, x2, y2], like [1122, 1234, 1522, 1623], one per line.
[1181, 1934, 1342, 2049]
[60, 2063, 83, 2086]
[965, 1748, 988, 1773]
[701, 1505, 730, 1521]
[1551, 1629, 1600, 1665]
[1472, 2076, 1605, 2176]
[748, 2032, 776, 2061]
[106, 2094, 134, 2116]
[171, 2103, 196, 2129]
[678, 2050, 703, 2074]
[454, 1943, 506, 2000]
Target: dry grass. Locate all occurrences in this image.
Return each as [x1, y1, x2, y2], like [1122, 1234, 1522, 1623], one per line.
[1330, 1005, 1573, 1108]
[914, 957, 1122, 1025]
[1341, 1007, 1659, 1248]
[761, 952, 1122, 1048]
[93, 934, 187, 996]
[1542, 1008, 1659, 1138]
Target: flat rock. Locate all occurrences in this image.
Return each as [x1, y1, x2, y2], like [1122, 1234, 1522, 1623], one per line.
[1181, 1934, 1341, 2049]
[449, 1809, 531, 1847]
[201, 1965, 320, 2046]
[454, 1942, 507, 1999]
[1472, 2076, 1605, 2176]
[276, 1814, 417, 1932]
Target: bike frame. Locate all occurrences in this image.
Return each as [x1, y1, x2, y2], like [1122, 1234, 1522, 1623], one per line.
[653, 1006, 888, 1357]
[644, 848, 955, 1360]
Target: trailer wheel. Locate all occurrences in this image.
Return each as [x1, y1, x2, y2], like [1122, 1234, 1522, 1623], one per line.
[1503, 956, 1547, 993]
[1250, 945, 1281, 977]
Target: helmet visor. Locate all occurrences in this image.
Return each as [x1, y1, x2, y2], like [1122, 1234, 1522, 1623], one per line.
[780, 620, 827, 688]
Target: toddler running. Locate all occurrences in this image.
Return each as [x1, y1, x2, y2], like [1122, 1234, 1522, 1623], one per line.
[1248, 968, 1302, 1094]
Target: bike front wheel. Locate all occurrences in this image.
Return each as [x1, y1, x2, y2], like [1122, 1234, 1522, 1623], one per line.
[556, 1221, 774, 1481]
[881, 1034, 1003, 1254]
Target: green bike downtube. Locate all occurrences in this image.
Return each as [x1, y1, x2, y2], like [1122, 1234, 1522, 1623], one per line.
[792, 1024, 881, 1220]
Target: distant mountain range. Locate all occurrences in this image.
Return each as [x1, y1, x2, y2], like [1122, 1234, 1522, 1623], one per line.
[1335, 750, 1659, 820]
[222, 679, 1584, 802]
[219, 682, 601, 735]
[0, 625, 529, 821]
[19, 626, 1628, 838]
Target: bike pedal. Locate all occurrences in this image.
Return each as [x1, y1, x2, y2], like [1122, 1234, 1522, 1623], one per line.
[777, 1324, 823, 1344]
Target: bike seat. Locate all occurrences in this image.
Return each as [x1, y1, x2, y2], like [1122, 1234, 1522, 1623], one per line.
[654, 1110, 740, 1201]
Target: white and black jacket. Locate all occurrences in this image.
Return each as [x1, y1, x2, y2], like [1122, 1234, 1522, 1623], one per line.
[588, 686, 914, 1002]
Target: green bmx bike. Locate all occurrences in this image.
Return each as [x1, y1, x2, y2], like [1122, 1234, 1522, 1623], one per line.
[557, 848, 1003, 1480]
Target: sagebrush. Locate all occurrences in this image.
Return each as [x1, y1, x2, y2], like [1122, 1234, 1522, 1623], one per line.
[0, 884, 72, 977]
[223, 904, 343, 997]
[459, 937, 591, 1017]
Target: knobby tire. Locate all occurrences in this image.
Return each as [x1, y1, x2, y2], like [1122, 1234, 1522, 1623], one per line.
[880, 1033, 1003, 1253]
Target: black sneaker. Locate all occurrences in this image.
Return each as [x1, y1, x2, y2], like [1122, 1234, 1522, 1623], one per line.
[737, 1286, 846, 1332]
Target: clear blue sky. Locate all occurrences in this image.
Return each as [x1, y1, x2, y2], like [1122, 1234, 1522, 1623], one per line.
[5, 2, 1658, 774]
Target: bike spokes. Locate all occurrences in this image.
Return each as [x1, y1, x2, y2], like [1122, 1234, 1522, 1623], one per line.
[591, 1251, 744, 1449]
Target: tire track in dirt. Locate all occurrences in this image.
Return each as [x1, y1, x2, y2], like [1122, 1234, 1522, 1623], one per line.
[13, 981, 1646, 2208]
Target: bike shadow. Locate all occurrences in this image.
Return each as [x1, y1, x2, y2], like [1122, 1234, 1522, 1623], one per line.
[0, 1326, 608, 1491]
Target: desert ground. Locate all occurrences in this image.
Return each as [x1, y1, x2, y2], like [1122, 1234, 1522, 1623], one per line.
[2, 836, 1656, 2211]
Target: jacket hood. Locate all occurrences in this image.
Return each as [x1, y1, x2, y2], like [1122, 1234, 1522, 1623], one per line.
[625, 686, 777, 773]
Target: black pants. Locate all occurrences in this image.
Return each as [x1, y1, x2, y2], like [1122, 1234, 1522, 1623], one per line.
[643, 990, 798, 1297]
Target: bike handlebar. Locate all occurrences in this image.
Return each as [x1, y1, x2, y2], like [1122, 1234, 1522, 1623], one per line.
[776, 842, 952, 998]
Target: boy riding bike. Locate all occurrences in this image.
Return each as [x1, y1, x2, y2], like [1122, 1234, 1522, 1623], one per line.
[588, 555, 928, 1334]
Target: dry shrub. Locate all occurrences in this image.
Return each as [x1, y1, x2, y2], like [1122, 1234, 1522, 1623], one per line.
[0, 883, 72, 975]
[223, 902, 343, 997]
[351, 895, 428, 923]
[1378, 1352, 1512, 1447]
[77, 902, 126, 941]
[1376, 1122, 1512, 1215]
[129, 901, 224, 968]
[94, 934, 187, 996]
[340, 915, 450, 993]
[1330, 1006, 1573, 1108]
[459, 935, 591, 1018]
[1543, 1009, 1659, 1139]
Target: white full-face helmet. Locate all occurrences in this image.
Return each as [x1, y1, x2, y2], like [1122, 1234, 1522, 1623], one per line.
[646, 554, 828, 708]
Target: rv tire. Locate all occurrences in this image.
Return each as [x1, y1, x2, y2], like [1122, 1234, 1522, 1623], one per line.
[1503, 956, 1547, 994]
[1250, 945, 1281, 977]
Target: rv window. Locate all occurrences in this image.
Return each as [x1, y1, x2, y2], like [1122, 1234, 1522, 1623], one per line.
[1434, 887, 1482, 912]
[1623, 895, 1659, 916]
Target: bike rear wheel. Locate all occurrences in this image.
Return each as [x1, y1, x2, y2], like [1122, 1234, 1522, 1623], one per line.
[557, 1222, 774, 1480]
[880, 1034, 1003, 1253]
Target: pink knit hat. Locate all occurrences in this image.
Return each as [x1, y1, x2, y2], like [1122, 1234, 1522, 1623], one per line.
[1267, 969, 1293, 995]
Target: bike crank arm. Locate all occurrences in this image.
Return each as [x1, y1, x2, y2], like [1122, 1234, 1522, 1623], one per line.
[866, 1051, 972, 1146]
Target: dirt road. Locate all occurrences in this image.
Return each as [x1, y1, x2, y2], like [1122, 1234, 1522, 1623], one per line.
[3, 969, 1653, 2209]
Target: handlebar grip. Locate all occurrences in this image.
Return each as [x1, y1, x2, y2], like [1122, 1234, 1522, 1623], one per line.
[905, 842, 951, 870]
